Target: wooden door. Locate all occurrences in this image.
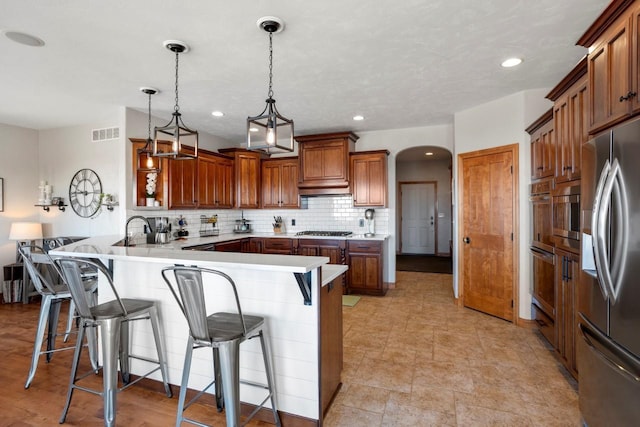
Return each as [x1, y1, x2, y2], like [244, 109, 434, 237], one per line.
[459, 145, 517, 322]
[400, 182, 436, 254]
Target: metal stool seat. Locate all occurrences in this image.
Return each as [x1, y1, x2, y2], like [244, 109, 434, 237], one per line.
[56, 257, 172, 427]
[18, 245, 98, 389]
[161, 266, 281, 427]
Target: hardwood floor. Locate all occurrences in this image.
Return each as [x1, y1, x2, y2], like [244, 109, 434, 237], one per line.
[0, 271, 579, 426]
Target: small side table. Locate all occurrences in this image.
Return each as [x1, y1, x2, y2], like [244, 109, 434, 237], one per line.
[2, 263, 24, 303]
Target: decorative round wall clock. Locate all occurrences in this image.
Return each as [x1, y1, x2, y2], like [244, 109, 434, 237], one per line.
[68, 168, 102, 218]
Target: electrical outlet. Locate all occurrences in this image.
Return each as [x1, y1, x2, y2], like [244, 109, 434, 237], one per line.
[291, 219, 296, 226]
[359, 219, 365, 227]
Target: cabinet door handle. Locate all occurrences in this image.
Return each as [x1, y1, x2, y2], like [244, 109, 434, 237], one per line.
[463, 237, 470, 244]
[619, 91, 637, 102]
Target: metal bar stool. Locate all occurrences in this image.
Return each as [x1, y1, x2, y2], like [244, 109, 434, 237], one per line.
[56, 257, 172, 427]
[18, 245, 98, 389]
[161, 266, 281, 427]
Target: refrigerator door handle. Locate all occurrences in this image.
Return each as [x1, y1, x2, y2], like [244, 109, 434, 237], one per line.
[592, 159, 611, 300]
[609, 158, 629, 305]
[596, 158, 628, 304]
[579, 314, 640, 382]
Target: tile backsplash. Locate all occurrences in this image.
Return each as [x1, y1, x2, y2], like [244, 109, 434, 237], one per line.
[126, 195, 389, 239]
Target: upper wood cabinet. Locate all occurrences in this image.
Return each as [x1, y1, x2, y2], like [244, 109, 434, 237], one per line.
[168, 158, 198, 209]
[527, 110, 555, 181]
[295, 132, 358, 196]
[219, 148, 267, 209]
[350, 150, 389, 207]
[547, 58, 587, 183]
[197, 152, 234, 209]
[578, 0, 640, 133]
[261, 157, 299, 209]
[165, 149, 233, 210]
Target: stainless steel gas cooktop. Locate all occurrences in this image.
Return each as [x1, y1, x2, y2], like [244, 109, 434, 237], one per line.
[295, 231, 353, 237]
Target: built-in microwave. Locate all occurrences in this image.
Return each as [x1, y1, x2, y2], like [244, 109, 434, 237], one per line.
[552, 181, 580, 251]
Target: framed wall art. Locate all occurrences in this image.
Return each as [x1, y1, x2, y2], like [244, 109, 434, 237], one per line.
[0, 178, 3, 211]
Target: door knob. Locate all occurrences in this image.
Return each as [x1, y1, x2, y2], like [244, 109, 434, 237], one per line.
[463, 237, 470, 244]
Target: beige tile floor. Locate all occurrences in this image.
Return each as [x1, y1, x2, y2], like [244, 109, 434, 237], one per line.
[324, 271, 580, 427]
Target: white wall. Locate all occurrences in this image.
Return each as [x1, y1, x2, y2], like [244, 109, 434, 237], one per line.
[0, 123, 40, 281]
[37, 111, 126, 237]
[396, 157, 452, 255]
[454, 89, 552, 320]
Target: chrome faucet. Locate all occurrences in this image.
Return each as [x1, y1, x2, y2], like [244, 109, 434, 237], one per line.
[124, 215, 152, 247]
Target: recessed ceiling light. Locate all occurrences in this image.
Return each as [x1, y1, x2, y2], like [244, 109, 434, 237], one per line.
[425, 152, 434, 156]
[211, 111, 224, 117]
[353, 115, 365, 121]
[249, 127, 259, 133]
[3, 30, 45, 47]
[501, 57, 523, 68]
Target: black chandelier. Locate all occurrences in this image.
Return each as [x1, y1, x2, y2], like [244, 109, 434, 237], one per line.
[247, 17, 294, 153]
[154, 40, 198, 160]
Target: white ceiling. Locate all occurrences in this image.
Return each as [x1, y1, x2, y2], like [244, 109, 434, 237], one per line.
[1, 0, 607, 144]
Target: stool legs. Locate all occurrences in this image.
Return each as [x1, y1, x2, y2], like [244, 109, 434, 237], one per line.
[60, 323, 87, 424]
[148, 305, 173, 397]
[176, 337, 194, 427]
[101, 318, 122, 427]
[257, 330, 281, 426]
[218, 340, 241, 427]
[25, 294, 53, 389]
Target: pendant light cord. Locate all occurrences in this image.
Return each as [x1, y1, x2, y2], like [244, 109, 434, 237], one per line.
[174, 51, 180, 113]
[268, 32, 274, 99]
[147, 91, 152, 141]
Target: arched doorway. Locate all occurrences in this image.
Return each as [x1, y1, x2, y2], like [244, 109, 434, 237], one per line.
[396, 146, 453, 273]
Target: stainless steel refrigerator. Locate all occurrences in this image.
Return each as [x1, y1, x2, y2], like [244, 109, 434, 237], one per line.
[580, 117, 640, 426]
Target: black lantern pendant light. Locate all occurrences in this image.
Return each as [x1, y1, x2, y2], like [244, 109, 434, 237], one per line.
[153, 40, 198, 160]
[247, 17, 294, 153]
[137, 87, 161, 171]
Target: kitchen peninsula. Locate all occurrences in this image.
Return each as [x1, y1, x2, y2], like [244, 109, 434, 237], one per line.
[50, 235, 347, 426]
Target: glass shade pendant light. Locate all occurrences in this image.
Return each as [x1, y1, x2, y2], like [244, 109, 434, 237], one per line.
[153, 40, 198, 160]
[137, 87, 161, 171]
[247, 16, 294, 153]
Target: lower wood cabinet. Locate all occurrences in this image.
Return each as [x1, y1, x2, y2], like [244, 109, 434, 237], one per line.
[346, 240, 386, 296]
[213, 239, 245, 252]
[297, 239, 346, 264]
[201, 236, 386, 297]
[261, 238, 294, 255]
[556, 249, 579, 379]
[298, 239, 347, 293]
[319, 273, 344, 419]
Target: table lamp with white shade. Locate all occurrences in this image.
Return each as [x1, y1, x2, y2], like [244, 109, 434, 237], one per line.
[9, 222, 43, 262]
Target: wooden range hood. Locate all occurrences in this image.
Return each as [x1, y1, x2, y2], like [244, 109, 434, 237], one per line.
[295, 131, 359, 196]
